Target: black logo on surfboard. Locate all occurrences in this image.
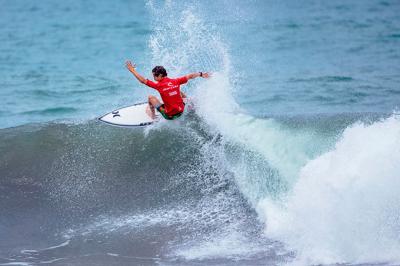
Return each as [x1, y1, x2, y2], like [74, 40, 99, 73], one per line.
[112, 110, 120, 117]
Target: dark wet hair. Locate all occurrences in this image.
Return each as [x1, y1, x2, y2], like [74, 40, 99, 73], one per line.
[152, 66, 167, 77]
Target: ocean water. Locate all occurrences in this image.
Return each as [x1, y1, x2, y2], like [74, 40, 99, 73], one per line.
[0, 0, 400, 265]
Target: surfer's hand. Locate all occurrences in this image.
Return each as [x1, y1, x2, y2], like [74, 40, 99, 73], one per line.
[125, 61, 136, 71]
[202, 72, 211, 78]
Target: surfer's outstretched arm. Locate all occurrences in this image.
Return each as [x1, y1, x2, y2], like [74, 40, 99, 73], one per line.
[126, 61, 147, 84]
[185, 72, 211, 80]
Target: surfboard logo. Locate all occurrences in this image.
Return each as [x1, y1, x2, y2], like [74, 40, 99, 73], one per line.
[112, 110, 120, 117]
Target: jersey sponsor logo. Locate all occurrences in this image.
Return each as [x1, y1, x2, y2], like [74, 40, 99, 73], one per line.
[162, 84, 178, 91]
[169, 91, 178, 96]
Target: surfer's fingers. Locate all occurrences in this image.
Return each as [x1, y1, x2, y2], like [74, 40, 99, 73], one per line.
[125, 61, 136, 70]
[126, 61, 136, 68]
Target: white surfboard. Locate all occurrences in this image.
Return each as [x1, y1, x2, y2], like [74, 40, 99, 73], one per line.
[98, 102, 160, 127]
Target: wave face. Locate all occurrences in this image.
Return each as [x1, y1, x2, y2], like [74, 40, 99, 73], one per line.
[1, 0, 400, 265]
[1, 111, 398, 265]
[0, 118, 286, 265]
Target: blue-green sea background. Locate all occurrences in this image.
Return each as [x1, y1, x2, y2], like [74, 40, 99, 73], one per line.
[1, 0, 400, 265]
[1, 0, 399, 128]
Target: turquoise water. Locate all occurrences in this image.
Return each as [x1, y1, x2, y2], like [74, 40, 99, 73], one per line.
[1, 1, 400, 265]
[1, 0, 399, 128]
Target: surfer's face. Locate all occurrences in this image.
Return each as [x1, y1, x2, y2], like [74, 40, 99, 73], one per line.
[153, 73, 164, 81]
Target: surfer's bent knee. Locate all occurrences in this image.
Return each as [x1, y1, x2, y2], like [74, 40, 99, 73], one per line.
[148, 95, 157, 106]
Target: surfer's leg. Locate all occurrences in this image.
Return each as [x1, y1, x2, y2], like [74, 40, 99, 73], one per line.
[148, 95, 161, 119]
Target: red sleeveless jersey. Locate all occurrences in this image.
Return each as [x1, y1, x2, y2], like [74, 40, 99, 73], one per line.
[145, 76, 188, 116]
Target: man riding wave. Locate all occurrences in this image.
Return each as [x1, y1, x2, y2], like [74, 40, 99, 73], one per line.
[126, 60, 210, 120]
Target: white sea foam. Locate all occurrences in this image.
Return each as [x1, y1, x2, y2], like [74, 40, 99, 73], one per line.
[260, 115, 400, 264]
[173, 225, 270, 261]
[65, 208, 192, 237]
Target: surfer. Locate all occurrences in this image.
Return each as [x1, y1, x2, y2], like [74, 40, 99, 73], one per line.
[125, 60, 210, 120]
